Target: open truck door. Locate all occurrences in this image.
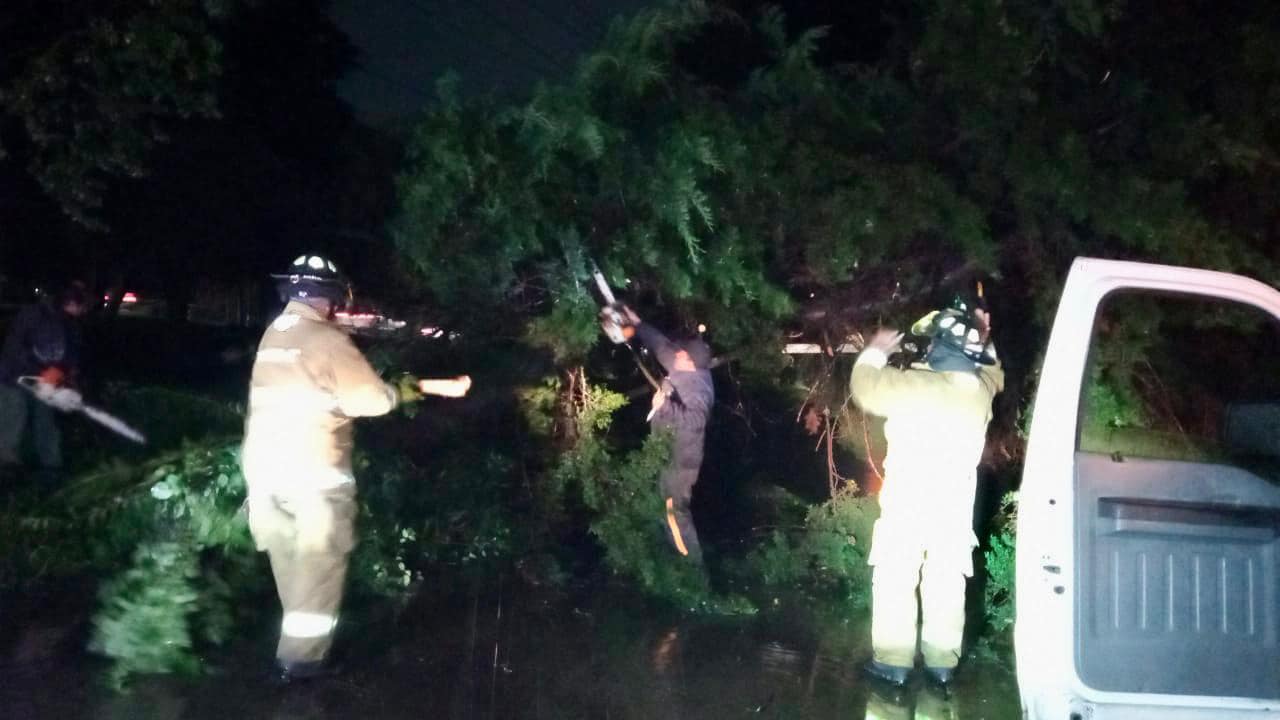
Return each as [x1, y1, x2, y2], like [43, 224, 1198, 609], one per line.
[1016, 258, 1280, 719]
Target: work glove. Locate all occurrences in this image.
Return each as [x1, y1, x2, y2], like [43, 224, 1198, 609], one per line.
[420, 375, 471, 398]
[973, 308, 992, 342]
[619, 304, 641, 326]
[395, 374, 424, 404]
[865, 328, 905, 355]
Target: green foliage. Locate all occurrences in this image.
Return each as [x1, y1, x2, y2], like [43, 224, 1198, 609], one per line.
[1083, 374, 1146, 432]
[802, 492, 878, 596]
[394, 1, 803, 368]
[983, 492, 1018, 635]
[517, 377, 561, 441]
[77, 418, 524, 686]
[0, 0, 226, 228]
[0, 433, 262, 688]
[353, 446, 520, 599]
[393, 0, 1280, 422]
[6, 378, 516, 687]
[546, 375, 750, 613]
[83, 443, 255, 687]
[56, 382, 243, 474]
[0, 444, 247, 588]
[747, 489, 878, 607]
[101, 383, 244, 447]
[89, 542, 202, 689]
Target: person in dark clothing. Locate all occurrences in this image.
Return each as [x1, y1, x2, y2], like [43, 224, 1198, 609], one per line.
[619, 306, 715, 564]
[0, 284, 89, 476]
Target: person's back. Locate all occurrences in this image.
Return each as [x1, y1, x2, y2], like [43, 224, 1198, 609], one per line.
[850, 306, 1003, 688]
[242, 299, 397, 494]
[648, 362, 714, 434]
[858, 362, 1002, 519]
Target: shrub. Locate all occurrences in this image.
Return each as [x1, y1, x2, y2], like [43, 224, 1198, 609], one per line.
[746, 486, 878, 607]
[983, 491, 1017, 634]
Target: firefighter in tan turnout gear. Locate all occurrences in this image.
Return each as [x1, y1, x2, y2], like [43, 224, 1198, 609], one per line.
[850, 302, 1003, 688]
[242, 254, 470, 681]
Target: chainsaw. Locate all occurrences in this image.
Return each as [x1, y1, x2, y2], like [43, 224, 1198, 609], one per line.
[590, 260, 631, 345]
[17, 375, 147, 445]
[588, 260, 666, 412]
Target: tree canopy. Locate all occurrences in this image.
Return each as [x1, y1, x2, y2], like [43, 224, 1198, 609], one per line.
[0, 0, 398, 305]
[393, 0, 1280, 375]
[0, 0, 227, 230]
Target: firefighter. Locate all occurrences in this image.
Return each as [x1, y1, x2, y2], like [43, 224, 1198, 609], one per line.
[241, 254, 470, 681]
[850, 303, 1003, 687]
[0, 282, 89, 480]
[616, 306, 714, 565]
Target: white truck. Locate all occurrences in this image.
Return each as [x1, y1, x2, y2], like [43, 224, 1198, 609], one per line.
[1017, 258, 1280, 718]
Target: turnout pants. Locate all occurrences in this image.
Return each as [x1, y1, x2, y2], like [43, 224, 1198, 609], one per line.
[248, 485, 356, 668]
[868, 516, 973, 669]
[659, 432, 705, 563]
[0, 385, 62, 471]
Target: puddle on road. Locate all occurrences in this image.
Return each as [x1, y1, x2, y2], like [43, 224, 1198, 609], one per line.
[1, 574, 1021, 719]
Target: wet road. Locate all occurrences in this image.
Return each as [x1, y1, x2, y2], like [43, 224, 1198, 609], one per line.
[0, 576, 1021, 719]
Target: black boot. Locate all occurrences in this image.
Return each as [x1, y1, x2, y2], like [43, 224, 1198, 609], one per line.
[276, 659, 339, 684]
[924, 664, 955, 688]
[863, 659, 912, 687]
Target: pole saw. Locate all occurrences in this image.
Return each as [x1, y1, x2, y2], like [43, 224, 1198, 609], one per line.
[589, 260, 664, 395]
[17, 376, 148, 445]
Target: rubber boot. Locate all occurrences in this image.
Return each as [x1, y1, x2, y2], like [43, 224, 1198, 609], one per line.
[276, 659, 339, 684]
[864, 659, 912, 687]
[924, 665, 954, 688]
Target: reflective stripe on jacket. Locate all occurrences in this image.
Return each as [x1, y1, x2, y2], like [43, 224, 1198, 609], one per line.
[242, 301, 397, 496]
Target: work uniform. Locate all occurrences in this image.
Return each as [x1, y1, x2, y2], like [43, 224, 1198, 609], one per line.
[635, 324, 714, 563]
[241, 300, 398, 670]
[850, 346, 1003, 671]
[0, 301, 81, 472]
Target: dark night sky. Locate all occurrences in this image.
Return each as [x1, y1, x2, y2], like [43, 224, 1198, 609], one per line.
[331, 0, 655, 122]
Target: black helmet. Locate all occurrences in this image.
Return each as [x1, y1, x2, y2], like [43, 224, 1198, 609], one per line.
[910, 308, 994, 369]
[270, 254, 350, 306]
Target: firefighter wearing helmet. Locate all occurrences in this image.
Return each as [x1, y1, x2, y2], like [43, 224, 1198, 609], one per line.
[241, 254, 469, 681]
[850, 296, 1003, 688]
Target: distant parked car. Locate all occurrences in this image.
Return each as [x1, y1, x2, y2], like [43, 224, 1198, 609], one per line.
[334, 305, 408, 335]
[108, 291, 167, 319]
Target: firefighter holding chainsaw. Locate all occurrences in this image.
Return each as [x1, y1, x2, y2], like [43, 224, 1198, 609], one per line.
[0, 282, 89, 480]
[851, 299, 1003, 688]
[608, 305, 714, 565]
[241, 254, 470, 681]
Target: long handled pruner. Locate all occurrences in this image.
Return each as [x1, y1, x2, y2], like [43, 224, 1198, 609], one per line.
[589, 260, 663, 394]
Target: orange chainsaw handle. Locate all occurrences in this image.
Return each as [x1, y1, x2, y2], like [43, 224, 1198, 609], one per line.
[38, 366, 66, 387]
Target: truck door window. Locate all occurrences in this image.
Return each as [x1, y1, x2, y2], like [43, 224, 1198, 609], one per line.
[1078, 290, 1280, 480]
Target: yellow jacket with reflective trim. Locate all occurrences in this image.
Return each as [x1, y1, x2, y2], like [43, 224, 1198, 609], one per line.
[241, 301, 397, 496]
[851, 348, 1003, 530]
